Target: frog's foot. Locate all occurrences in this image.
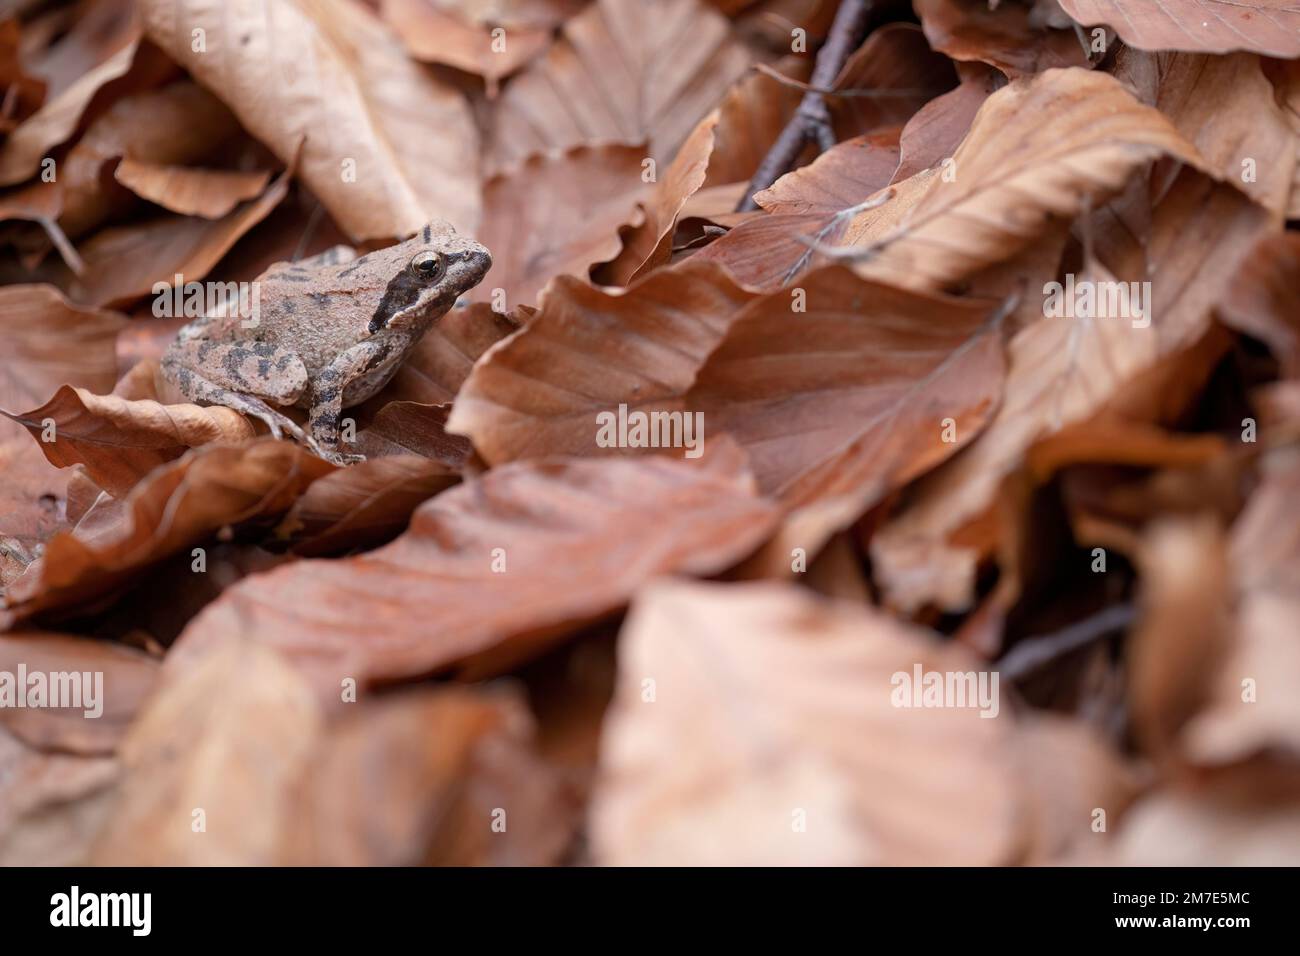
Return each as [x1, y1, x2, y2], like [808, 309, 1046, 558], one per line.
[318, 448, 367, 466]
[221, 390, 324, 456]
[234, 397, 319, 452]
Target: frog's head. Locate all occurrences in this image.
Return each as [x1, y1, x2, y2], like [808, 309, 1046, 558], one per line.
[365, 219, 492, 336]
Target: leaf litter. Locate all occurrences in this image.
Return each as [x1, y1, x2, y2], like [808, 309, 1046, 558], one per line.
[0, 0, 1298, 866]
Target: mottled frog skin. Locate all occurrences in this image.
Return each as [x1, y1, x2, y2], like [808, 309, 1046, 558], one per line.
[162, 220, 491, 464]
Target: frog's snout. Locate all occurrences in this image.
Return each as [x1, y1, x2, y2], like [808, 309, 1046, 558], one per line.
[463, 246, 492, 284]
[443, 245, 491, 291]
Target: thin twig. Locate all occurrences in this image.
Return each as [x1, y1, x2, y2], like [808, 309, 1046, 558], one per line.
[785, 188, 895, 279]
[292, 201, 324, 263]
[753, 62, 939, 99]
[996, 604, 1137, 682]
[1071, 21, 1094, 62]
[36, 215, 84, 275]
[737, 0, 872, 211]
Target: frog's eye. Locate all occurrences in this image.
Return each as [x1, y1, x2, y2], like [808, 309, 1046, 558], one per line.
[409, 251, 444, 281]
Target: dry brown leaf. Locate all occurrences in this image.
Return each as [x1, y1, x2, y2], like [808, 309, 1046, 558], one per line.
[93, 630, 574, 864]
[694, 24, 946, 195]
[140, 0, 480, 240]
[364, 304, 521, 409]
[596, 111, 719, 287]
[275, 453, 460, 557]
[870, 166, 1271, 614]
[489, 0, 750, 172]
[0, 19, 46, 133]
[701, 58, 808, 189]
[1216, 231, 1300, 377]
[68, 167, 292, 307]
[93, 542, 294, 649]
[1111, 782, 1300, 865]
[1128, 516, 1233, 759]
[114, 160, 271, 220]
[0, 284, 124, 443]
[1059, 0, 1300, 58]
[591, 580, 1015, 864]
[677, 181, 751, 225]
[472, 144, 649, 309]
[0, 178, 63, 230]
[800, 532, 873, 603]
[842, 68, 1207, 292]
[0, 631, 159, 755]
[677, 262, 1009, 582]
[0, 439, 335, 628]
[891, 66, 998, 183]
[1115, 48, 1296, 218]
[0, 437, 73, 587]
[0, 726, 119, 866]
[1270, 60, 1300, 218]
[432, 0, 585, 27]
[355, 402, 474, 469]
[730, 492, 867, 581]
[456, 260, 1006, 524]
[1107, 171, 1272, 356]
[283, 686, 577, 865]
[3, 385, 254, 498]
[172, 186, 354, 289]
[90, 637, 322, 865]
[114, 317, 188, 373]
[519, 632, 618, 806]
[826, 22, 958, 141]
[684, 266, 1006, 509]
[754, 132, 902, 215]
[58, 80, 244, 237]
[694, 131, 900, 290]
[449, 259, 758, 464]
[1181, 448, 1300, 765]
[591, 580, 1132, 864]
[728, 0, 836, 42]
[1014, 715, 1142, 862]
[13, 0, 140, 91]
[1029, 417, 1229, 478]
[1, 0, 1292, 876]
[872, 263, 1160, 613]
[916, 0, 1093, 78]
[0, 36, 139, 187]
[380, 0, 552, 94]
[166, 446, 779, 700]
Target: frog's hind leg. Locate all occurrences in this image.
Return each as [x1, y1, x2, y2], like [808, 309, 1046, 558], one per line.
[165, 361, 320, 452]
[164, 339, 308, 405]
[162, 339, 319, 452]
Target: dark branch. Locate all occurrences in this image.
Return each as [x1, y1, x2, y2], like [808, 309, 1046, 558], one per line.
[736, 0, 872, 211]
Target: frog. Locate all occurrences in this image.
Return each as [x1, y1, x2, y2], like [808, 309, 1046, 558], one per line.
[162, 220, 491, 465]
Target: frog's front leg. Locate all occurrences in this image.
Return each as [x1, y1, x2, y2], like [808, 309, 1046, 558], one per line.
[162, 338, 318, 451]
[307, 338, 402, 464]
